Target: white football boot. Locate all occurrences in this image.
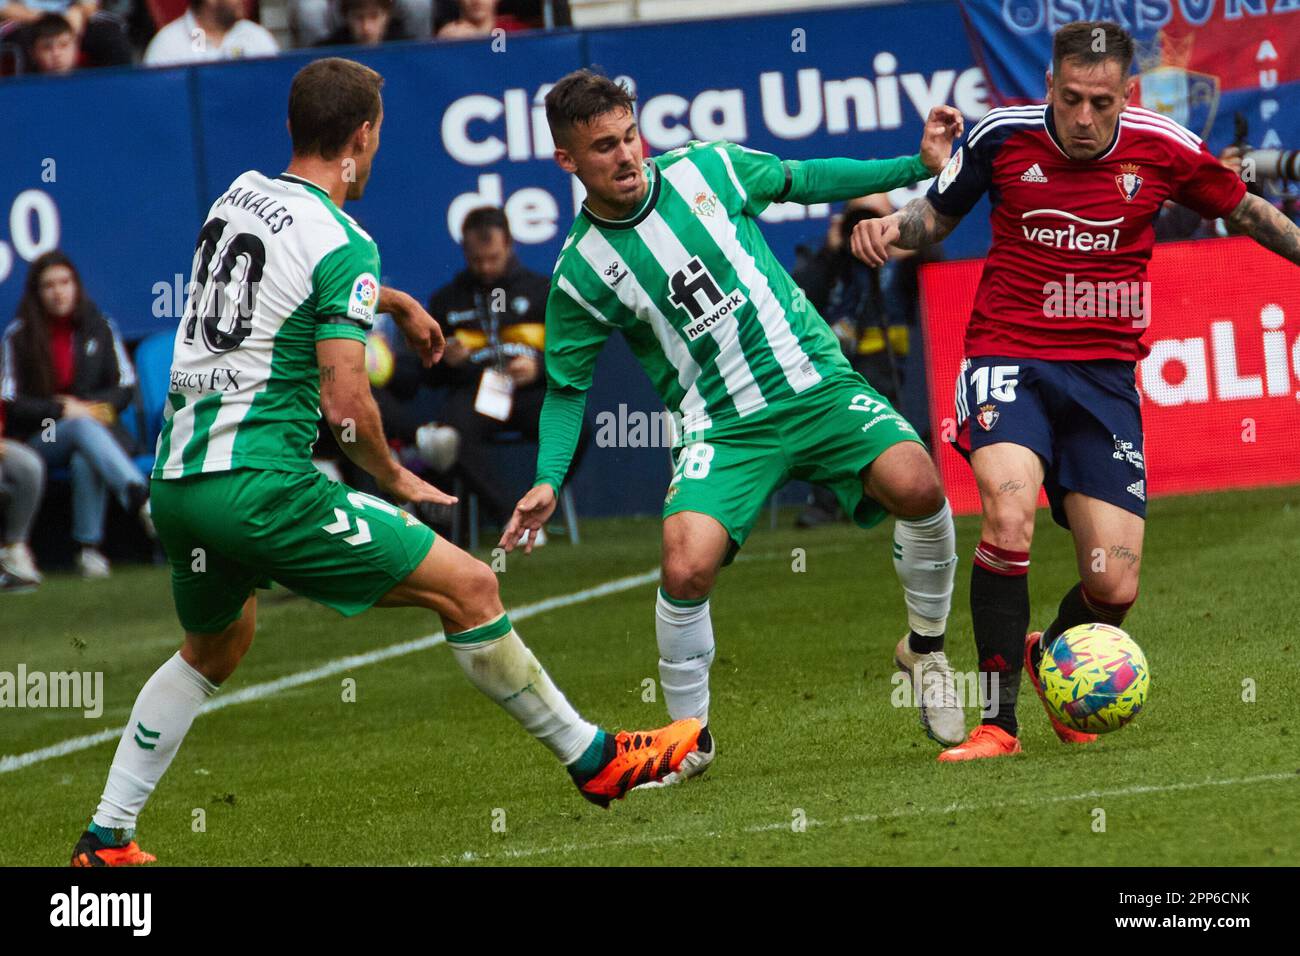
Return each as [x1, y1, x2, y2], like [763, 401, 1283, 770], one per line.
[894, 636, 965, 746]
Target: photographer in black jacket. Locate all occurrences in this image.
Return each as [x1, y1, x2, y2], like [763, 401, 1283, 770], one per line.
[416, 207, 589, 535]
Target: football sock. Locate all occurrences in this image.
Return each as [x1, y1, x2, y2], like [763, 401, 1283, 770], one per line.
[971, 541, 1031, 736]
[1038, 583, 1136, 665]
[567, 729, 611, 781]
[447, 614, 598, 766]
[655, 588, 715, 725]
[92, 652, 218, 832]
[893, 499, 958, 652]
[908, 631, 944, 654]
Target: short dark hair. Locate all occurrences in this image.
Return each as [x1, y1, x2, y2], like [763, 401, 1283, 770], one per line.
[545, 68, 636, 148]
[341, 0, 393, 16]
[288, 58, 384, 159]
[1052, 20, 1134, 77]
[461, 206, 510, 244]
[30, 13, 75, 44]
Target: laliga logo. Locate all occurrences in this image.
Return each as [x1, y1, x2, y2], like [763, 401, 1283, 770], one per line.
[354, 276, 377, 308]
[1140, 304, 1299, 407]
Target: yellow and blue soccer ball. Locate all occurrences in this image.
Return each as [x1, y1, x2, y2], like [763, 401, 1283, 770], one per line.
[365, 333, 395, 388]
[1039, 623, 1149, 734]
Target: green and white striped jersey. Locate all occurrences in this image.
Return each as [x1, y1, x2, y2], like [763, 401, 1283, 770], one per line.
[546, 140, 858, 433]
[152, 171, 380, 479]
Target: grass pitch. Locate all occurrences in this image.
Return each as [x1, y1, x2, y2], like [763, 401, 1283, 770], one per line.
[2, 486, 1297, 866]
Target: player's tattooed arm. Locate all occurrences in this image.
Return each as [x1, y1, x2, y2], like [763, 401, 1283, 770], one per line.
[851, 198, 961, 267]
[893, 198, 962, 248]
[1224, 193, 1300, 266]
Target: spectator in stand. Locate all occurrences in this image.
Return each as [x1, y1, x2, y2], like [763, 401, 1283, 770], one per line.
[432, 0, 568, 32]
[414, 206, 589, 537]
[435, 0, 527, 38]
[315, 0, 410, 46]
[143, 0, 277, 66]
[292, 0, 428, 46]
[25, 12, 77, 72]
[0, 251, 153, 578]
[0, 401, 46, 592]
[1, 0, 131, 70]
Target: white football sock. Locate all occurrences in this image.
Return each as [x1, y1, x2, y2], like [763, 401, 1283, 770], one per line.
[93, 652, 217, 831]
[655, 588, 715, 724]
[893, 499, 958, 638]
[448, 615, 597, 765]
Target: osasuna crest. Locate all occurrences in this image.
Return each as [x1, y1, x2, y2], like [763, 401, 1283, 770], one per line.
[1115, 163, 1143, 202]
[1138, 65, 1220, 139]
[976, 403, 999, 431]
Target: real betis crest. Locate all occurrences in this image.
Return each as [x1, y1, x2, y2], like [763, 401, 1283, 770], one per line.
[692, 191, 719, 217]
[1115, 163, 1144, 202]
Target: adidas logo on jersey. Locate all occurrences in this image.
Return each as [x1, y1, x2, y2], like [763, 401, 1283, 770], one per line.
[1021, 163, 1048, 183]
[1127, 480, 1146, 501]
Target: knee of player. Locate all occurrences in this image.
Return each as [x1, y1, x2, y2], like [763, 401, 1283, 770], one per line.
[182, 628, 252, 684]
[460, 559, 503, 617]
[1083, 576, 1140, 612]
[660, 559, 715, 602]
[982, 504, 1035, 552]
[893, 472, 946, 519]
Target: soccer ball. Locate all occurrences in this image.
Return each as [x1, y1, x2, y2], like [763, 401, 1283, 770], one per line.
[365, 333, 395, 388]
[1038, 623, 1149, 734]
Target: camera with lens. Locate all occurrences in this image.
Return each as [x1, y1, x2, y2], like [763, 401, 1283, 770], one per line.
[1233, 113, 1300, 193]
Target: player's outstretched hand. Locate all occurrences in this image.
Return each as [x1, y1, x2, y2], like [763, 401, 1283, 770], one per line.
[920, 105, 964, 174]
[851, 214, 902, 267]
[379, 466, 459, 507]
[380, 286, 446, 367]
[499, 483, 558, 555]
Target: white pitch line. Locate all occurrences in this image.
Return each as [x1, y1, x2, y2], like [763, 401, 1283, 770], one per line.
[0, 567, 662, 775]
[442, 771, 1299, 864]
[0, 543, 842, 776]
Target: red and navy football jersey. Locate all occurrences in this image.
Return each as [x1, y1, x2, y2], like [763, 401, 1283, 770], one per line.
[927, 104, 1246, 361]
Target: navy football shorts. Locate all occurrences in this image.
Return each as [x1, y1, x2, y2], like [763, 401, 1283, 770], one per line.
[954, 356, 1147, 529]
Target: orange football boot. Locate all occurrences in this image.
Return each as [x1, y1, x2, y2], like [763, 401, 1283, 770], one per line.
[71, 829, 157, 867]
[937, 724, 1023, 762]
[1025, 631, 1098, 744]
[574, 719, 702, 807]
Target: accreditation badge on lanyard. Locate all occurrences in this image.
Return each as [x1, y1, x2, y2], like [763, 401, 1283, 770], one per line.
[474, 288, 515, 421]
[475, 368, 514, 421]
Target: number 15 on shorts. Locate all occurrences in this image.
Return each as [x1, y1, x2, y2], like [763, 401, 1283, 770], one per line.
[970, 364, 1020, 403]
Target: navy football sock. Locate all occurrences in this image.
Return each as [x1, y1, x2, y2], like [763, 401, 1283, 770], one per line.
[971, 543, 1031, 736]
